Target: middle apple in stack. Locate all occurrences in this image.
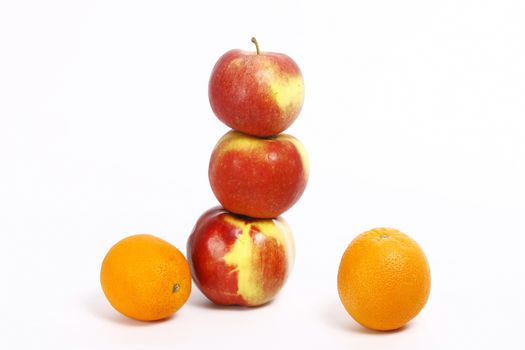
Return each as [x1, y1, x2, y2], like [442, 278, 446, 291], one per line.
[187, 38, 308, 307]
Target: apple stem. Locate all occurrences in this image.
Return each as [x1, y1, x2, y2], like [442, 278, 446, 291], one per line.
[251, 37, 260, 55]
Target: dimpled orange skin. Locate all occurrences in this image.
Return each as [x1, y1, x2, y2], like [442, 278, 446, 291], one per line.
[100, 234, 192, 321]
[337, 228, 431, 331]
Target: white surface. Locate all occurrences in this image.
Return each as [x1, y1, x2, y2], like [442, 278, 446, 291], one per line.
[1, 1, 524, 349]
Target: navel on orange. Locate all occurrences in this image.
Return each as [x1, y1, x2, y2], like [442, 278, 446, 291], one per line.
[337, 228, 431, 331]
[100, 234, 191, 321]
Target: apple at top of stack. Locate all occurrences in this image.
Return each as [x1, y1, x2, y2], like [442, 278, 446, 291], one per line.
[209, 38, 304, 137]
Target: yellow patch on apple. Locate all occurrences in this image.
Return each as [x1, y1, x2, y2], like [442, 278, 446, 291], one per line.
[223, 218, 264, 304]
[214, 131, 268, 160]
[269, 75, 304, 114]
[222, 215, 292, 304]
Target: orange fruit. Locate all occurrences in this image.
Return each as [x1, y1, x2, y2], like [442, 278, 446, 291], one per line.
[100, 234, 192, 321]
[337, 228, 431, 331]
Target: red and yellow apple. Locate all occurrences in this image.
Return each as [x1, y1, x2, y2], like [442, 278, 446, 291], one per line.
[209, 130, 309, 219]
[208, 38, 304, 137]
[186, 207, 295, 306]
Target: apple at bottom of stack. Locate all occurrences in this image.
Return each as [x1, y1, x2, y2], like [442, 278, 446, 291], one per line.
[186, 206, 295, 307]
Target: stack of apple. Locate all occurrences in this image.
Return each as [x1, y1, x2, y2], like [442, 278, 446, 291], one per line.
[187, 38, 309, 306]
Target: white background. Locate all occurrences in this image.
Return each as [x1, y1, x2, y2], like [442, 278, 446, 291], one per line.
[1, 0, 524, 349]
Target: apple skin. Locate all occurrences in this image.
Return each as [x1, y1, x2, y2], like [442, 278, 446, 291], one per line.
[209, 130, 309, 219]
[208, 45, 304, 137]
[186, 207, 295, 306]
